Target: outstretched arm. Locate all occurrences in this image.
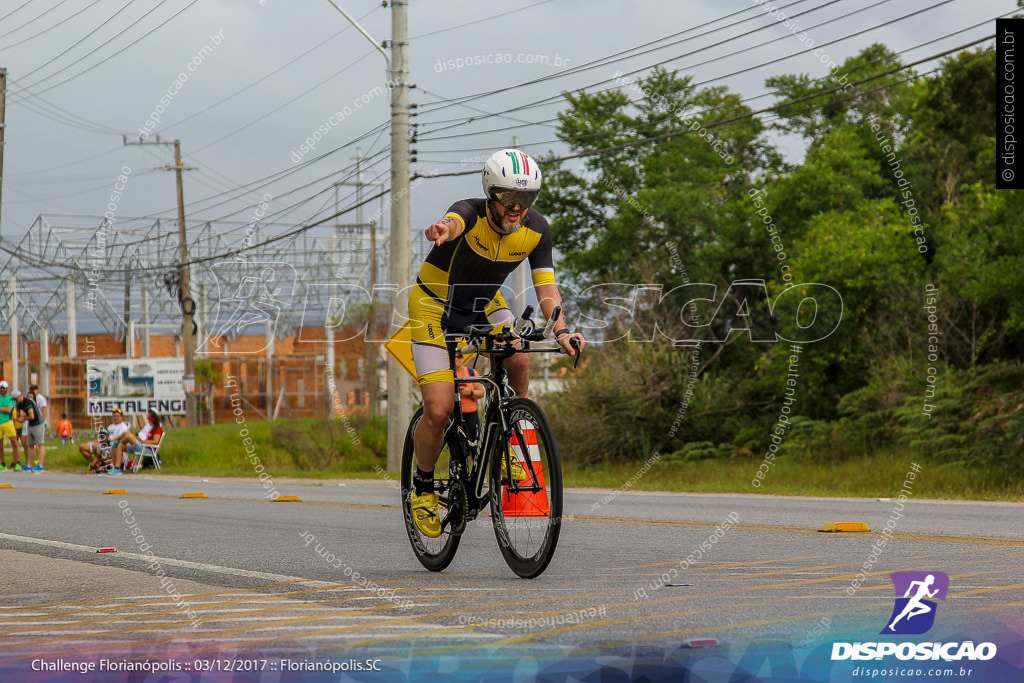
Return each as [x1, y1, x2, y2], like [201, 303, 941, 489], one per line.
[424, 215, 464, 246]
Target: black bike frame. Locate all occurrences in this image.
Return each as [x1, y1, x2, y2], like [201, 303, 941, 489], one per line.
[445, 340, 544, 517]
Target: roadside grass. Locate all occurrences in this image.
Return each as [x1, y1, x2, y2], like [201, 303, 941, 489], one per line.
[41, 418, 390, 480]
[38, 421, 1022, 501]
[568, 452, 1022, 501]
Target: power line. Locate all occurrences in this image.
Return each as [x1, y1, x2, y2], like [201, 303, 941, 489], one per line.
[108, 40, 1003, 269]
[13, 0, 139, 87]
[8, 79, 124, 135]
[199, 128, 391, 226]
[415, 0, 946, 142]
[4, 168, 161, 204]
[0, 0, 101, 52]
[190, 48, 378, 155]
[412, 35, 994, 180]
[409, 0, 849, 137]
[411, 14, 1002, 157]
[413, 0, 988, 152]
[0, 0, 76, 41]
[161, 6, 377, 131]
[152, 121, 390, 218]
[414, 87, 558, 131]
[12, 0, 204, 100]
[0, 0, 36, 23]
[165, 18, 991, 264]
[412, 0, 833, 121]
[410, 0, 554, 40]
[0, 37, 992, 278]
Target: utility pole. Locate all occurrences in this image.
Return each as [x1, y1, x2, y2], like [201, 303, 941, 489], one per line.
[388, 0, 412, 472]
[172, 139, 197, 427]
[325, 0, 411, 471]
[368, 217, 378, 417]
[123, 135, 197, 425]
[8, 276, 17, 389]
[0, 68, 7, 238]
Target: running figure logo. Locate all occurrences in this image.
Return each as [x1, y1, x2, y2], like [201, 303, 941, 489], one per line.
[881, 571, 949, 635]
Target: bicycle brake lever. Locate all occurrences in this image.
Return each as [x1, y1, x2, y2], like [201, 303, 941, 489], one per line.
[569, 336, 582, 369]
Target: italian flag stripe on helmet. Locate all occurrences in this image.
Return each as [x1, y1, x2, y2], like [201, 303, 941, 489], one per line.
[506, 151, 529, 175]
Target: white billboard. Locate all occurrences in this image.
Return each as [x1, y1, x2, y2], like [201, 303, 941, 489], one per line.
[86, 358, 186, 416]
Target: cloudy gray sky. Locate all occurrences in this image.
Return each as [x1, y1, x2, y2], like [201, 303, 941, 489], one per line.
[0, 0, 1010, 253]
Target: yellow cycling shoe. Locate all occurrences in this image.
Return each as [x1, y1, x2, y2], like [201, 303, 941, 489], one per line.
[410, 491, 442, 538]
[500, 455, 528, 482]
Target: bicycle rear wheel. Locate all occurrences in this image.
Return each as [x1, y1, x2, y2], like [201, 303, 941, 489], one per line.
[488, 398, 563, 578]
[401, 408, 461, 572]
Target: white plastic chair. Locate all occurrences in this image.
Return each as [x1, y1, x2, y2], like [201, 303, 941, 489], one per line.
[131, 431, 164, 472]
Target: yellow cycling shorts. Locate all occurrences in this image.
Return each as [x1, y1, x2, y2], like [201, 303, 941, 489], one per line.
[408, 284, 513, 385]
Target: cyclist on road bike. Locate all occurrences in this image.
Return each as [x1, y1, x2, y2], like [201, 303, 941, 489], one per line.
[409, 149, 586, 538]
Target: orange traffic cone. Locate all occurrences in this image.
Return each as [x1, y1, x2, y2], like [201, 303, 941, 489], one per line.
[501, 426, 549, 517]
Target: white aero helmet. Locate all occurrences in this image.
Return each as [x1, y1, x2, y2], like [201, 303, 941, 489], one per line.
[481, 149, 543, 213]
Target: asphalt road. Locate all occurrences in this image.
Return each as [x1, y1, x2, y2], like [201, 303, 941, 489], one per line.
[0, 470, 1021, 677]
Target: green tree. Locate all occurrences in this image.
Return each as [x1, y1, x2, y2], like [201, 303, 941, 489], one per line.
[194, 359, 224, 426]
[540, 67, 781, 292]
[904, 48, 996, 208]
[766, 43, 912, 144]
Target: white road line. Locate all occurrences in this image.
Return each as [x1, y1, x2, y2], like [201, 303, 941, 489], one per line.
[0, 532, 333, 586]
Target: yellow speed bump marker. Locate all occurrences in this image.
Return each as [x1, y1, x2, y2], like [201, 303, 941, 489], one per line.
[181, 492, 208, 499]
[818, 522, 871, 532]
[275, 495, 302, 502]
[104, 489, 127, 495]
[0, 484, 13, 489]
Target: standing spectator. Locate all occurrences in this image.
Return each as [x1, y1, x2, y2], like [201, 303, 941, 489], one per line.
[0, 381, 23, 471]
[78, 408, 129, 472]
[57, 413, 74, 446]
[108, 410, 163, 475]
[12, 391, 44, 471]
[16, 403, 28, 461]
[29, 384, 47, 423]
[12, 401, 26, 465]
[28, 385, 47, 469]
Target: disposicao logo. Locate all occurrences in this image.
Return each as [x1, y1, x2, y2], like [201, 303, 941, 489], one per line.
[881, 570, 948, 635]
[831, 570, 997, 663]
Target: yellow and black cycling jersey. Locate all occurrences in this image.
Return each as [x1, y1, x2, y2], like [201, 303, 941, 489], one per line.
[408, 198, 557, 385]
[415, 198, 555, 331]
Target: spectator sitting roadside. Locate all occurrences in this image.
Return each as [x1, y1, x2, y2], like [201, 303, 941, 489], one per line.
[108, 410, 163, 475]
[78, 408, 129, 473]
[57, 413, 74, 446]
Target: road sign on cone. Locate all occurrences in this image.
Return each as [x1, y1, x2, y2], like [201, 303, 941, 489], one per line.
[501, 425, 549, 517]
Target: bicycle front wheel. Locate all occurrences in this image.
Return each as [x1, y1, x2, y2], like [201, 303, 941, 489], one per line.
[401, 407, 461, 572]
[488, 398, 563, 578]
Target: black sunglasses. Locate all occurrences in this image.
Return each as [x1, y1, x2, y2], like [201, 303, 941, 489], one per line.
[491, 189, 538, 210]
